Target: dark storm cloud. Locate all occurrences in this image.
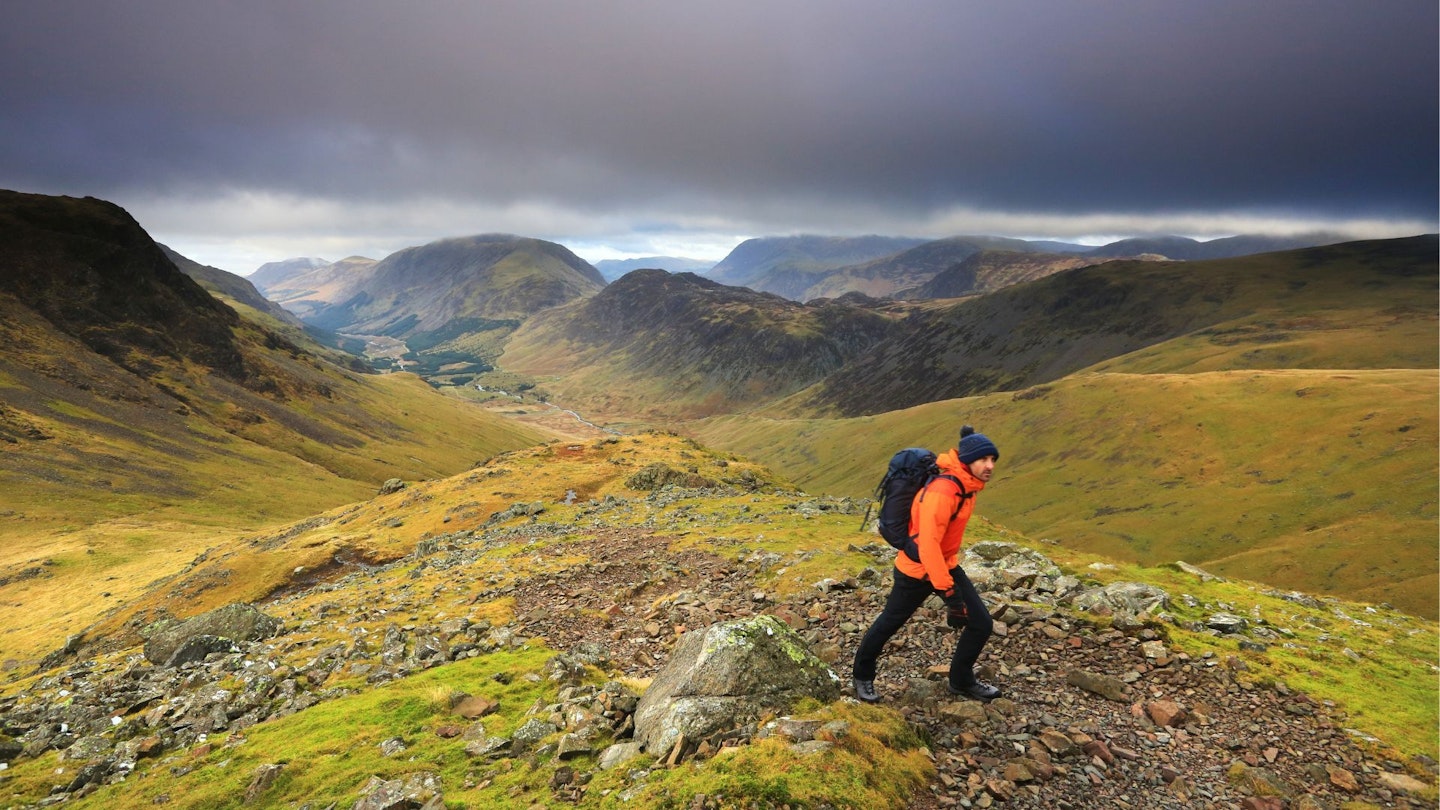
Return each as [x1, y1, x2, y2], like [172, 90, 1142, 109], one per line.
[0, 0, 1434, 266]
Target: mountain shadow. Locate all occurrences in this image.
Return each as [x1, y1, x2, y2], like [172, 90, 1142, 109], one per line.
[787, 235, 1440, 417]
[0, 192, 260, 384]
[706, 234, 928, 297]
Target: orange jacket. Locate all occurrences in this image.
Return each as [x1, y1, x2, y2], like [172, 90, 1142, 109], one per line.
[894, 448, 986, 593]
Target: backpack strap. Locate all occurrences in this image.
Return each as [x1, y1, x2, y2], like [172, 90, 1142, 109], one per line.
[925, 473, 970, 521]
[903, 474, 972, 561]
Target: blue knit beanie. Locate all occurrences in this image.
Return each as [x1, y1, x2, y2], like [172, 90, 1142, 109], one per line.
[957, 431, 999, 464]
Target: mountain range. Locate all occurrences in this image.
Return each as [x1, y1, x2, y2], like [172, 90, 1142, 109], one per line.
[252, 254, 380, 322]
[592, 255, 714, 281]
[702, 232, 1352, 301]
[0, 189, 1433, 809]
[499, 269, 904, 421]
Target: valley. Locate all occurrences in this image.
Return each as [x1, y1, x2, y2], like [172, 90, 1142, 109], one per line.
[0, 190, 1434, 809]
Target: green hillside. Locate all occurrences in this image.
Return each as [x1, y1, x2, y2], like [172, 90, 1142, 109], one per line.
[693, 367, 1438, 618]
[304, 235, 605, 337]
[791, 235, 1437, 416]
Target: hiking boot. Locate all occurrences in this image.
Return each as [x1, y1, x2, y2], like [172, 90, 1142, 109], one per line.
[852, 678, 880, 703]
[948, 680, 1001, 702]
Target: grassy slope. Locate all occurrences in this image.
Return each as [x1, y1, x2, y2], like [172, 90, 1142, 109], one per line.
[1, 432, 1430, 810]
[693, 237, 1438, 617]
[0, 368, 547, 668]
[691, 368, 1438, 619]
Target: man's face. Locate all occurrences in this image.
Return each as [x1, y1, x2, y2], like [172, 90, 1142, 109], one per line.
[967, 455, 996, 482]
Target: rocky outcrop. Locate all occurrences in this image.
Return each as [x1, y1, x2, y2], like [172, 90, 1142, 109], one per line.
[353, 771, 444, 810]
[624, 463, 715, 491]
[142, 603, 283, 666]
[633, 615, 840, 756]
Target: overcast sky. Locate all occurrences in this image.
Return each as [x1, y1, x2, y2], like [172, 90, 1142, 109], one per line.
[2, 1, 1435, 273]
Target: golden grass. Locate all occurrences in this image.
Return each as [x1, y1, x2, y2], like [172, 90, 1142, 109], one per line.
[0, 431, 1433, 810]
[0, 370, 548, 668]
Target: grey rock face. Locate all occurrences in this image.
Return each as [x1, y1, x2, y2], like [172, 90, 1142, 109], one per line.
[1070, 581, 1170, 619]
[352, 771, 443, 810]
[1205, 612, 1249, 634]
[143, 603, 283, 666]
[633, 614, 840, 755]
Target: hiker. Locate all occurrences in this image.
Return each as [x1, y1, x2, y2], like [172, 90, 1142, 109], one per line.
[852, 428, 1001, 703]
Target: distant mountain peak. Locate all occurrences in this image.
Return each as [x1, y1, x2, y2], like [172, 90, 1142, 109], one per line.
[296, 233, 605, 337]
[249, 256, 333, 291]
[592, 255, 713, 282]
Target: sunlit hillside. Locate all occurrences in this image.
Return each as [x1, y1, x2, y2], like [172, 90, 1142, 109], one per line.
[0, 432, 1432, 809]
[0, 193, 551, 669]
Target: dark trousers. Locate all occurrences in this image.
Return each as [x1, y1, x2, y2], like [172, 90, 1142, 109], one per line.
[852, 565, 993, 687]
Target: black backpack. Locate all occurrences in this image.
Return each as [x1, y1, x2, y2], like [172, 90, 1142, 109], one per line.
[861, 446, 969, 562]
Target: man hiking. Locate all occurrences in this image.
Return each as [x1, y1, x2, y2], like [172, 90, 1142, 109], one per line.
[852, 427, 1001, 703]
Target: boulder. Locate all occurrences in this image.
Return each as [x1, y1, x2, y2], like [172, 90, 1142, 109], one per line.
[633, 615, 840, 755]
[1206, 613, 1249, 634]
[510, 719, 559, 753]
[1377, 770, 1430, 795]
[0, 737, 22, 762]
[353, 771, 443, 810]
[1069, 581, 1170, 619]
[598, 741, 643, 770]
[143, 603, 282, 666]
[624, 462, 715, 491]
[244, 763, 284, 804]
[166, 634, 236, 667]
[1064, 669, 1130, 702]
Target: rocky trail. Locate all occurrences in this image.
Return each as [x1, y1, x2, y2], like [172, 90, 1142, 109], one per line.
[1, 488, 1433, 809]
[497, 527, 1432, 810]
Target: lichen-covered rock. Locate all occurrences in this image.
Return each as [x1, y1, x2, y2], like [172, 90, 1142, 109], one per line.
[633, 614, 840, 755]
[1206, 612, 1249, 634]
[510, 719, 559, 752]
[597, 741, 642, 770]
[624, 463, 714, 491]
[142, 603, 282, 666]
[1069, 581, 1170, 618]
[352, 771, 443, 810]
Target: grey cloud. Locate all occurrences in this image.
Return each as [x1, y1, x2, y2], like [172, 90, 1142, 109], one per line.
[0, 0, 1434, 258]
